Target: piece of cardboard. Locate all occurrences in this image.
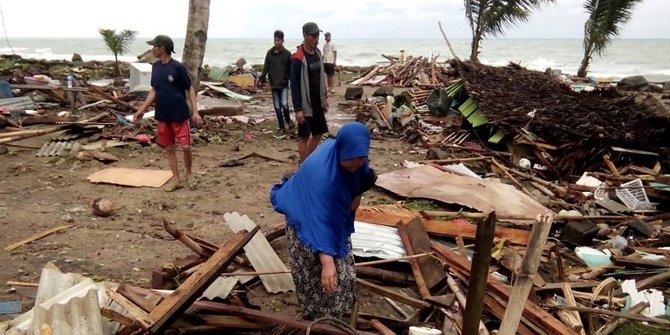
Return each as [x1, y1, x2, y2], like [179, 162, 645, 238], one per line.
[87, 168, 172, 188]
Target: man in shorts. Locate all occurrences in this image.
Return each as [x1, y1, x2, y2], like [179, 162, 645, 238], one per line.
[133, 34, 203, 192]
[322, 32, 337, 94]
[290, 22, 329, 162]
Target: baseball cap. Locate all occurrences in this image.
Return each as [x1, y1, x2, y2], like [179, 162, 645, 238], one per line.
[147, 35, 175, 53]
[302, 22, 322, 35]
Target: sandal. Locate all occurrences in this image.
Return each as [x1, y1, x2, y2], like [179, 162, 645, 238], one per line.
[163, 180, 183, 192]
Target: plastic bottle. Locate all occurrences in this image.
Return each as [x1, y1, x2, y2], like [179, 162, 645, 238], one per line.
[66, 74, 73, 88]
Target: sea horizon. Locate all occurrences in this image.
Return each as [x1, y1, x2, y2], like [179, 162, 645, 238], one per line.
[2, 37, 669, 82]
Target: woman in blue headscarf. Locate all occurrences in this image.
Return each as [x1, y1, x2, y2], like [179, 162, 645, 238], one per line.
[270, 122, 376, 319]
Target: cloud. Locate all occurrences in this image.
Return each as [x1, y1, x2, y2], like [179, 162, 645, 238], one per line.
[0, 0, 666, 39]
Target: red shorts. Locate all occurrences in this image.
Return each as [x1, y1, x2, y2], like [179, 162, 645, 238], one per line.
[156, 120, 191, 148]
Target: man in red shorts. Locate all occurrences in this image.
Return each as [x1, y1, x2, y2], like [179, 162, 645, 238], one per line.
[133, 35, 203, 192]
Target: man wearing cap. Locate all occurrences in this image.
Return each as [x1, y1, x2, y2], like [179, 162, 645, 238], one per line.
[290, 22, 328, 162]
[322, 32, 337, 94]
[133, 34, 203, 192]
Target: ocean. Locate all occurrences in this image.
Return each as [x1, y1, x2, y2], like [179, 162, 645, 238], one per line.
[1, 38, 669, 82]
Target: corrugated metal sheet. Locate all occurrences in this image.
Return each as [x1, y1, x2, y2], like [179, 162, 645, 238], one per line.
[201, 277, 238, 301]
[351, 221, 406, 259]
[0, 96, 36, 112]
[36, 140, 80, 157]
[224, 212, 295, 293]
[3, 264, 120, 335]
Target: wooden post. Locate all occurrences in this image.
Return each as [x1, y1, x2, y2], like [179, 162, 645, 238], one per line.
[498, 212, 553, 335]
[462, 212, 496, 335]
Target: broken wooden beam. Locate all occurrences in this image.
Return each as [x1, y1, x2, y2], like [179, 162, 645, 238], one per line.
[498, 212, 554, 335]
[144, 226, 259, 333]
[462, 212, 496, 335]
[356, 211, 530, 245]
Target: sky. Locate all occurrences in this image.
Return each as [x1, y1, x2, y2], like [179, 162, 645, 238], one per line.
[0, 0, 668, 39]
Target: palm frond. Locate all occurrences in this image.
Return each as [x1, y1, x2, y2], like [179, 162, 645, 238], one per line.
[583, 0, 642, 57]
[464, 0, 555, 37]
[98, 28, 137, 56]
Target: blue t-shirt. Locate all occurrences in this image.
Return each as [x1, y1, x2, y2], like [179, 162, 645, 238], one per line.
[151, 59, 191, 122]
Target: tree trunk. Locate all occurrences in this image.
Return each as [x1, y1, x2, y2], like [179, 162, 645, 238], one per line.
[114, 54, 120, 77]
[577, 41, 594, 78]
[182, 0, 210, 90]
[470, 31, 482, 64]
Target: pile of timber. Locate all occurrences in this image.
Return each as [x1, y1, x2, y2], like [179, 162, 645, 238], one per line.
[350, 54, 457, 88]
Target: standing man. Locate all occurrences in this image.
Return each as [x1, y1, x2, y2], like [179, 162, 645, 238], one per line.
[133, 35, 203, 192]
[260, 30, 294, 134]
[322, 32, 337, 94]
[290, 22, 329, 162]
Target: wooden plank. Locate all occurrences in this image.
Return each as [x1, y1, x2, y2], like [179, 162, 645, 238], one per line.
[396, 220, 431, 299]
[107, 289, 153, 329]
[117, 283, 157, 313]
[100, 308, 135, 327]
[483, 293, 539, 335]
[356, 278, 431, 309]
[463, 212, 496, 335]
[402, 217, 446, 291]
[498, 212, 553, 335]
[561, 283, 586, 335]
[146, 227, 259, 333]
[611, 256, 670, 268]
[370, 319, 397, 335]
[356, 211, 530, 245]
[4, 225, 73, 251]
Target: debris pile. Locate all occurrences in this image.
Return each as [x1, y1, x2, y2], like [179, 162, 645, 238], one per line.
[350, 54, 456, 87]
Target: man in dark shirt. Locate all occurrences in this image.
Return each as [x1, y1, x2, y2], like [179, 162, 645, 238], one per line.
[260, 30, 294, 134]
[133, 35, 203, 192]
[290, 22, 328, 162]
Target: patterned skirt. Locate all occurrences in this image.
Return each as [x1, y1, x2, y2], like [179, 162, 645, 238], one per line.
[285, 224, 356, 319]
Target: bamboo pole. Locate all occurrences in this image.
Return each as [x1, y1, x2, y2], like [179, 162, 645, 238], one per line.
[498, 212, 554, 335]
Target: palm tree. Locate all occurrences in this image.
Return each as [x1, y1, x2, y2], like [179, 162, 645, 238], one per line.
[182, 0, 210, 90]
[99, 29, 137, 76]
[577, 0, 642, 78]
[465, 0, 556, 63]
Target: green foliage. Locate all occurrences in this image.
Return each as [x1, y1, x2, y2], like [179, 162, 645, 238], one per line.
[578, 0, 643, 77]
[405, 199, 440, 211]
[464, 0, 556, 63]
[613, 318, 670, 335]
[98, 29, 137, 76]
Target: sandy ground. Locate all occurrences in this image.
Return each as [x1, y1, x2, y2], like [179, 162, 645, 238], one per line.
[0, 84, 425, 319]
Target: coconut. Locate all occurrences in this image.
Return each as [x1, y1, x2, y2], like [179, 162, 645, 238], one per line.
[89, 198, 113, 217]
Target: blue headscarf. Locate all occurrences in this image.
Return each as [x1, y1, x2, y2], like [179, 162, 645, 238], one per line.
[270, 122, 371, 258]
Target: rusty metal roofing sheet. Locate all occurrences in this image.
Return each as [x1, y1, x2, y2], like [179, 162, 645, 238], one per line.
[376, 165, 551, 223]
[224, 212, 295, 293]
